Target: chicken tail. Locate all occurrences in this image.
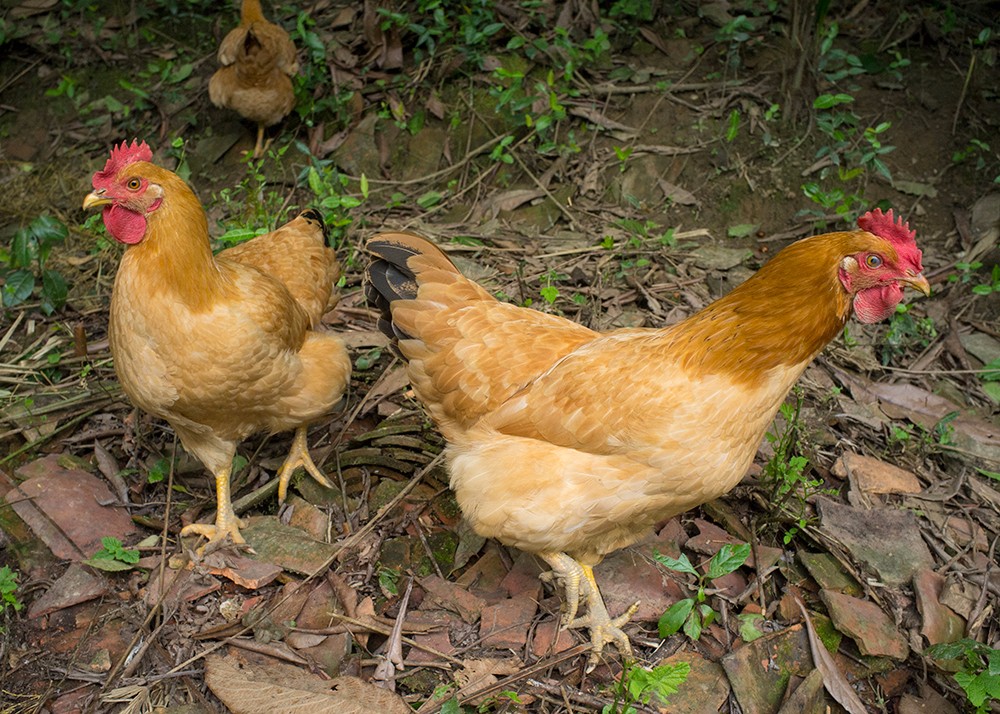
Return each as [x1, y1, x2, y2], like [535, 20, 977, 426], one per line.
[364, 232, 463, 347]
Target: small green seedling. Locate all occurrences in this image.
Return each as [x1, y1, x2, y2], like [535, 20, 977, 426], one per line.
[2, 214, 69, 314]
[0, 566, 24, 617]
[603, 661, 690, 714]
[925, 639, 1000, 713]
[654, 542, 751, 640]
[85, 536, 141, 572]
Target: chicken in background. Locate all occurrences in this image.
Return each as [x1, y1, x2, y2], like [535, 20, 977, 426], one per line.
[209, 0, 299, 159]
[83, 140, 351, 549]
[365, 212, 929, 667]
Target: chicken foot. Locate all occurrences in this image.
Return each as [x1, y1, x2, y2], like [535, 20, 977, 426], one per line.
[276, 426, 333, 503]
[181, 463, 248, 550]
[539, 552, 640, 670]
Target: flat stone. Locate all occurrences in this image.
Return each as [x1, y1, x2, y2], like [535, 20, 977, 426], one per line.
[721, 624, 811, 714]
[27, 564, 108, 619]
[203, 553, 283, 590]
[831, 452, 921, 495]
[653, 650, 729, 714]
[686, 519, 782, 570]
[420, 574, 487, 624]
[530, 619, 576, 658]
[897, 682, 960, 714]
[596, 548, 687, 623]
[285, 495, 331, 541]
[479, 594, 537, 650]
[798, 551, 863, 596]
[815, 497, 934, 586]
[405, 608, 457, 664]
[144, 567, 221, 609]
[500, 551, 544, 601]
[454, 545, 508, 603]
[912, 569, 965, 646]
[776, 669, 826, 714]
[8, 454, 138, 561]
[241, 516, 339, 576]
[819, 589, 909, 660]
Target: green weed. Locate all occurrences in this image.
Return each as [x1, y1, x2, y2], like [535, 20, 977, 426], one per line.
[603, 661, 690, 714]
[882, 303, 937, 365]
[0, 566, 24, 624]
[1, 214, 69, 314]
[926, 639, 1000, 714]
[84, 536, 141, 572]
[761, 395, 830, 543]
[654, 543, 750, 640]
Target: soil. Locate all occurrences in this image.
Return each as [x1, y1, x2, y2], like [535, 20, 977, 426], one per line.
[0, 1, 998, 713]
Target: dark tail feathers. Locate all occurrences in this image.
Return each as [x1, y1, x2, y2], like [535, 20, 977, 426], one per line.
[299, 208, 330, 245]
[364, 232, 456, 350]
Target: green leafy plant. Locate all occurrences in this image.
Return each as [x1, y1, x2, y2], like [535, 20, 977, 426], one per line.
[979, 358, 1000, 404]
[654, 542, 751, 640]
[1, 214, 69, 314]
[84, 536, 140, 572]
[925, 639, 1000, 713]
[882, 303, 937, 365]
[761, 395, 830, 543]
[603, 661, 690, 714]
[0, 566, 24, 620]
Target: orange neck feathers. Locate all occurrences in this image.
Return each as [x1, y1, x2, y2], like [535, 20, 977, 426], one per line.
[122, 168, 230, 311]
[240, 0, 267, 24]
[661, 232, 874, 382]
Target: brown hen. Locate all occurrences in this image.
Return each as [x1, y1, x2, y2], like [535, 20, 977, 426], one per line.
[364, 213, 929, 666]
[209, 0, 299, 158]
[84, 141, 350, 549]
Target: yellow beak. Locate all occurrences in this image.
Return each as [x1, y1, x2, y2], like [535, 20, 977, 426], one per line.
[902, 273, 931, 297]
[82, 191, 112, 211]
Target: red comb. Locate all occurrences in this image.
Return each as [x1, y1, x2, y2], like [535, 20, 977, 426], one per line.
[95, 140, 153, 183]
[857, 207, 922, 272]
[856, 208, 916, 247]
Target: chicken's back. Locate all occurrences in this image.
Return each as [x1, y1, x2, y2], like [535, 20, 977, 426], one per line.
[221, 209, 341, 325]
[366, 233, 597, 438]
[209, 3, 297, 127]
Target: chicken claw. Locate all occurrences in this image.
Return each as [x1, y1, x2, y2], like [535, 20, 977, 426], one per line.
[276, 426, 333, 502]
[181, 463, 248, 552]
[539, 552, 587, 626]
[539, 553, 639, 670]
[570, 564, 640, 671]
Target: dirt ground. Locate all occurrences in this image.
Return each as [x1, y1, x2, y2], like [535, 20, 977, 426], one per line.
[1, 1, 999, 712]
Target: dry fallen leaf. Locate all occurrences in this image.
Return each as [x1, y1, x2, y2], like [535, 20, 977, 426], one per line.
[794, 598, 867, 714]
[205, 652, 412, 714]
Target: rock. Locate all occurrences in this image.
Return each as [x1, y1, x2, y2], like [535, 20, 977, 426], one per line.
[721, 624, 811, 714]
[27, 564, 108, 619]
[831, 452, 921, 495]
[7, 454, 139, 561]
[913, 569, 965, 646]
[653, 650, 729, 714]
[479, 594, 537, 649]
[776, 669, 826, 714]
[797, 551, 863, 596]
[819, 590, 909, 660]
[815, 497, 934, 586]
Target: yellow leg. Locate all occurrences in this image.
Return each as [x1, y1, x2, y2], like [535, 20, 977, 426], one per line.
[276, 426, 333, 503]
[253, 123, 265, 159]
[539, 552, 586, 625]
[572, 564, 639, 670]
[181, 463, 247, 549]
[539, 553, 640, 671]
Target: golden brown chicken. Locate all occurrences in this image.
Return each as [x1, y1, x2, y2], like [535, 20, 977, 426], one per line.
[364, 212, 929, 665]
[83, 140, 351, 548]
[209, 0, 299, 158]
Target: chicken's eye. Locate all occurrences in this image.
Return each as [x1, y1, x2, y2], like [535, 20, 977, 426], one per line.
[126, 178, 142, 191]
[865, 254, 883, 269]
